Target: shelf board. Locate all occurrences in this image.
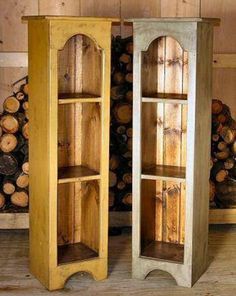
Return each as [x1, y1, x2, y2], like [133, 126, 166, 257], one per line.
[0, 212, 29, 229]
[58, 93, 101, 104]
[142, 165, 186, 182]
[58, 165, 100, 184]
[141, 241, 184, 263]
[58, 242, 98, 265]
[142, 93, 187, 104]
[209, 208, 236, 224]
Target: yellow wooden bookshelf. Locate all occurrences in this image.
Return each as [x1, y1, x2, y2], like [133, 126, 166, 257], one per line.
[23, 16, 118, 290]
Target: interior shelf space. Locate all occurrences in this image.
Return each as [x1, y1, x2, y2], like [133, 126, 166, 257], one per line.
[58, 165, 100, 184]
[57, 180, 100, 265]
[141, 241, 184, 263]
[57, 33, 102, 266]
[58, 34, 102, 103]
[58, 93, 102, 104]
[140, 36, 188, 264]
[58, 242, 98, 265]
[141, 179, 185, 263]
[58, 102, 101, 180]
[142, 93, 187, 104]
[142, 165, 186, 182]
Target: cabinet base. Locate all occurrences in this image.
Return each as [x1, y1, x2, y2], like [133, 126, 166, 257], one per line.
[31, 257, 107, 291]
[132, 257, 205, 288]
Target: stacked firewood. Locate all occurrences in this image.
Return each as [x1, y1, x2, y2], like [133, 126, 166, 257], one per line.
[210, 99, 236, 208]
[0, 83, 29, 211]
[109, 36, 133, 211]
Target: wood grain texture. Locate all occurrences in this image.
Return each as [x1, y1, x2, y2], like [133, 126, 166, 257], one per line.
[0, 227, 236, 295]
[39, 0, 81, 15]
[212, 68, 236, 119]
[201, 0, 236, 53]
[121, 0, 161, 36]
[0, 0, 38, 51]
[132, 19, 214, 287]
[80, 0, 120, 35]
[161, 0, 200, 17]
[0, 67, 28, 112]
[0, 213, 29, 229]
[26, 17, 113, 290]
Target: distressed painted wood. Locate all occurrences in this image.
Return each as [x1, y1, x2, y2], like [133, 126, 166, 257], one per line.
[24, 16, 117, 290]
[1, 226, 236, 295]
[130, 18, 218, 287]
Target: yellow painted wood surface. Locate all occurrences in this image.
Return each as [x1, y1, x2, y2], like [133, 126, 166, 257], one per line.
[26, 16, 114, 290]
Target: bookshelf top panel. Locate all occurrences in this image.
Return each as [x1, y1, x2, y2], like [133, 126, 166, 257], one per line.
[22, 16, 120, 23]
[125, 18, 220, 26]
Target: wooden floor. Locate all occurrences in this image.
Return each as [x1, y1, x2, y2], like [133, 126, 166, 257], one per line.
[0, 226, 236, 295]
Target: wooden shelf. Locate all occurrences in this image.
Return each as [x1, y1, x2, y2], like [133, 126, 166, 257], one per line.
[58, 93, 101, 104]
[142, 93, 187, 104]
[58, 242, 98, 265]
[141, 241, 184, 263]
[58, 165, 100, 184]
[209, 209, 236, 224]
[142, 165, 186, 182]
[0, 212, 29, 229]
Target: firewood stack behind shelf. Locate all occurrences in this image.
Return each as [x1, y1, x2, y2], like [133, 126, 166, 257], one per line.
[109, 36, 133, 211]
[0, 82, 29, 212]
[210, 99, 236, 209]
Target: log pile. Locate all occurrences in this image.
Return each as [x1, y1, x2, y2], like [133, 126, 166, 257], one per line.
[109, 36, 133, 211]
[210, 99, 236, 208]
[0, 82, 29, 212]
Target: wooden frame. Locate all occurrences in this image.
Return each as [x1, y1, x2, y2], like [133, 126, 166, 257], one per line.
[129, 17, 219, 287]
[24, 16, 118, 290]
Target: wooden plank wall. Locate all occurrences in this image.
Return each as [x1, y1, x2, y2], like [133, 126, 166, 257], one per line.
[1, 0, 235, 113]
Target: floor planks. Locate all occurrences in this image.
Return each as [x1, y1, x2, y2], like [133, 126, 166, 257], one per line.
[0, 226, 236, 295]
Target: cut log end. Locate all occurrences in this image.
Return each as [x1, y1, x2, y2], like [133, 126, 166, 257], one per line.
[3, 96, 20, 113]
[3, 181, 15, 195]
[0, 115, 19, 134]
[0, 133, 18, 153]
[22, 162, 29, 174]
[11, 191, 29, 208]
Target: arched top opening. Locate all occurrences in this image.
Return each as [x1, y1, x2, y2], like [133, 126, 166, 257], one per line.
[141, 36, 187, 265]
[141, 35, 188, 100]
[58, 33, 102, 98]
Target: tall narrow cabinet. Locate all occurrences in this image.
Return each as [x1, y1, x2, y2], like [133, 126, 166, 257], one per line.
[23, 16, 117, 290]
[129, 18, 219, 287]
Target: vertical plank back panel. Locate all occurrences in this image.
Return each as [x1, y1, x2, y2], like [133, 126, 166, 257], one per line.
[162, 38, 183, 243]
[158, 0, 200, 245]
[141, 180, 156, 246]
[81, 103, 101, 172]
[155, 38, 166, 241]
[81, 180, 100, 252]
[82, 37, 102, 96]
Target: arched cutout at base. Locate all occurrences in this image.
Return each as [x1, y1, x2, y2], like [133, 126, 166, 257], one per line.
[132, 262, 193, 288]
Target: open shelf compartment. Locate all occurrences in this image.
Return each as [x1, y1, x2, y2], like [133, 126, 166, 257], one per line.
[141, 179, 185, 263]
[58, 34, 102, 104]
[57, 33, 101, 265]
[58, 166, 100, 184]
[140, 36, 188, 263]
[57, 180, 100, 265]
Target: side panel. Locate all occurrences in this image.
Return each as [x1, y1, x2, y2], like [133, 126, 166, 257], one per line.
[28, 20, 50, 287]
[191, 23, 213, 283]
